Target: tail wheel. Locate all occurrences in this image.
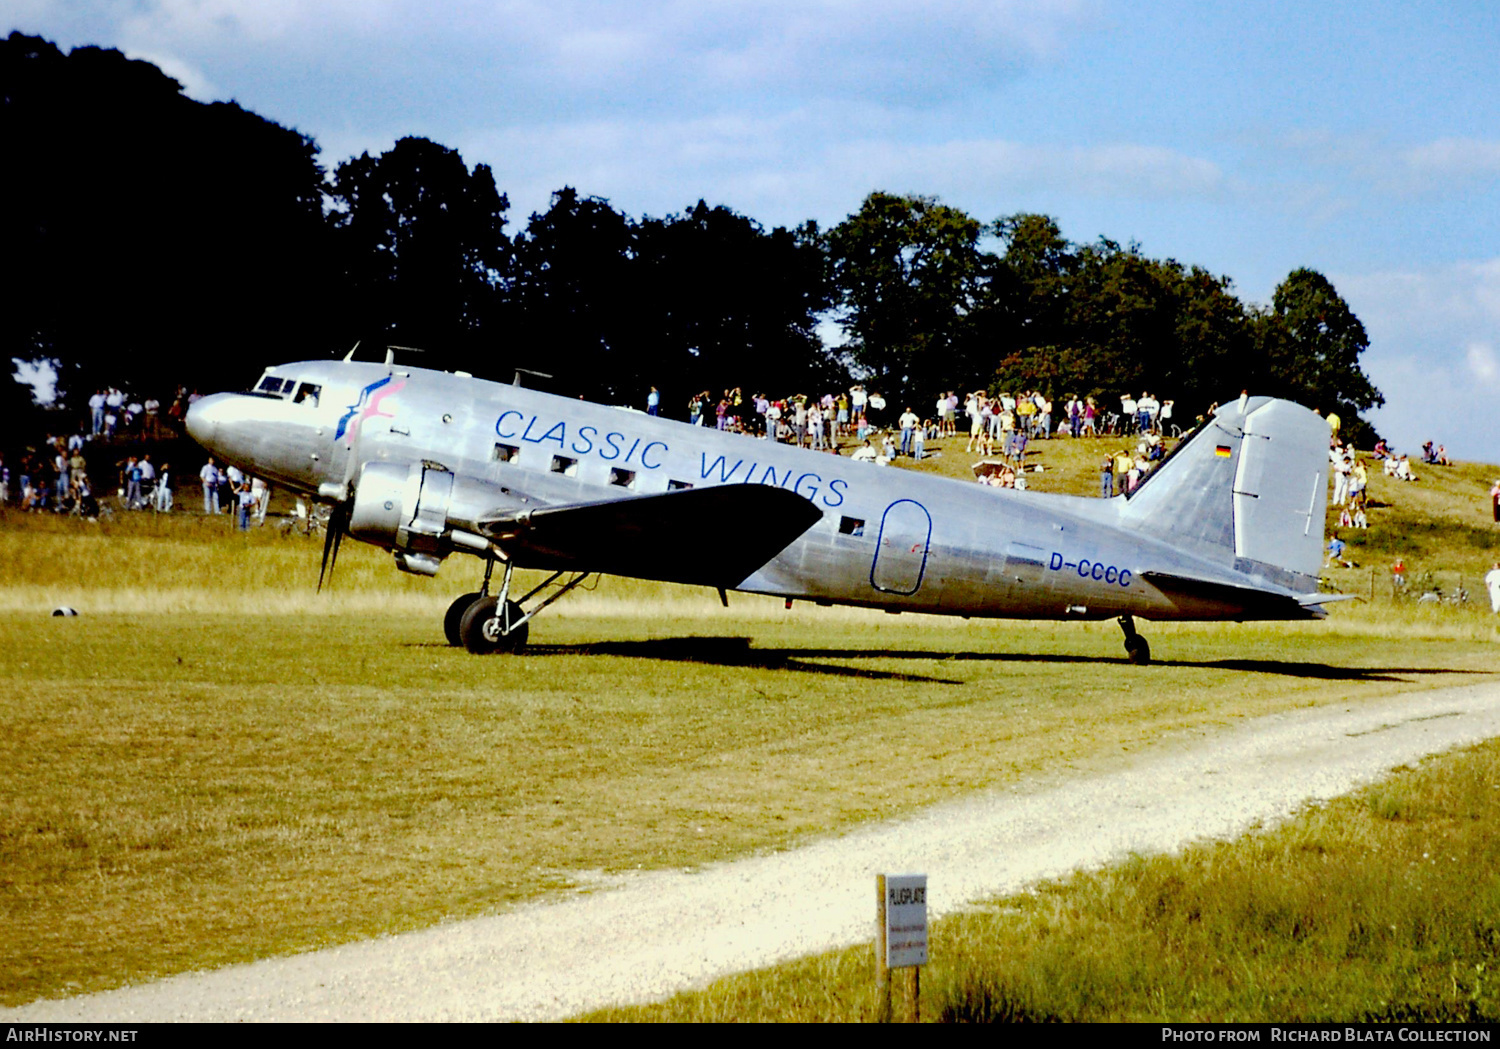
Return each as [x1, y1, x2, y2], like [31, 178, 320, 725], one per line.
[444, 592, 484, 646]
[1125, 636, 1151, 665]
[459, 596, 530, 655]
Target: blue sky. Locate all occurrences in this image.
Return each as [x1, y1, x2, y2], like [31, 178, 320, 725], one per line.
[12, 0, 1500, 463]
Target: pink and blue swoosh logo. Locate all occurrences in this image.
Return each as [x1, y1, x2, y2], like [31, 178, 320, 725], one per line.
[335, 376, 406, 446]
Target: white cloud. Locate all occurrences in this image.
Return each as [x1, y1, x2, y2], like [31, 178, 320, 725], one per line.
[1466, 342, 1500, 387]
[38, 0, 1094, 109]
[1397, 138, 1500, 187]
[117, 0, 402, 46]
[1343, 258, 1500, 338]
[122, 48, 218, 99]
[1273, 129, 1500, 197]
[468, 110, 1230, 232]
[1340, 260, 1500, 461]
[877, 140, 1225, 200]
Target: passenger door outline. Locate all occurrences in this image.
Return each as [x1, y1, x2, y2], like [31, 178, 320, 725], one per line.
[870, 499, 932, 595]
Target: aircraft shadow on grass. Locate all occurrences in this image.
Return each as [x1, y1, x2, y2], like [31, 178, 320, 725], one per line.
[484, 636, 1496, 686]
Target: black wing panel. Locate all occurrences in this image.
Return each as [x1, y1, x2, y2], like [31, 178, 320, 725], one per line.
[478, 485, 824, 588]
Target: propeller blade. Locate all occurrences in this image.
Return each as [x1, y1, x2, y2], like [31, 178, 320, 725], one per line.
[317, 503, 350, 592]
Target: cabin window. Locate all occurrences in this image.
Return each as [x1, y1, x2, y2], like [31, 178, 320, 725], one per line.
[550, 455, 578, 477]
[667, 479, 693, 490]
[493, 443, 519, 464]
[609, 468, 636, 489]
[839, 516, 865, 536]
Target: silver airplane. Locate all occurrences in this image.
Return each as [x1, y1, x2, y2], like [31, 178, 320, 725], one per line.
[185, 354, 1338, 663]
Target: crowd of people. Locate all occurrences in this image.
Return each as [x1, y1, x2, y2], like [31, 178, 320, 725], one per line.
[0, 436, 175, 517]
[0, 383, 203, 518]
[658, 384, 1195, 502]
[85, 385, 195, 441]
[676, 386, 1175, 458]
[667, 383, 1199, 500]
[198, 456, 270, 529]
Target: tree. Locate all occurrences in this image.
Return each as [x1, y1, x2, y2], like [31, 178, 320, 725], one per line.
[1048, 239, 1180, 403]
[0, 368, 45, 459]
[1253, 268, 1383, 442]
[1, 33, 334, 404]
[506, 188, 638, 401]
[632, 202, 835, 409]
[976, 223, 1253, 416]
[826, 192, 984, 399]
[328, 137, 509, 371]
[966, 213, 1073, 395]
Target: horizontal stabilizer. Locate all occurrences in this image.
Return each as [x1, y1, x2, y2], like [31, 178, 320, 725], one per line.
[1297, 592, 1359, 606]
[479, 485, 824, 588]
[1139, 570, 1324, 620]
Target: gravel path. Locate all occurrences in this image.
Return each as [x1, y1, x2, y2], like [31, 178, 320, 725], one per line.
[11, 680, 1500, 1022]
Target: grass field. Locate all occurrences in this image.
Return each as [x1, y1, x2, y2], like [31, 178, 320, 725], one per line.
[1, 430, 1498, 1016]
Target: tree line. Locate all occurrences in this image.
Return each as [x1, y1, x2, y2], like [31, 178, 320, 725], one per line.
[2, 31, 1383, 446]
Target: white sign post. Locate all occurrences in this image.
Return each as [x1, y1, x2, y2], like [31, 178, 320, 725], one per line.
[875, 873, 927, 1022]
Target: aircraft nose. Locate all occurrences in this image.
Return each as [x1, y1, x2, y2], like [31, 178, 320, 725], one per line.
[184, 393, 228, 448]
[185, 393, 257, 460]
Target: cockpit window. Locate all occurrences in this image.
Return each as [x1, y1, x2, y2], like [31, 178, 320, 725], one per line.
[293, 383, 321, 406]
[256, 375, 291, 396]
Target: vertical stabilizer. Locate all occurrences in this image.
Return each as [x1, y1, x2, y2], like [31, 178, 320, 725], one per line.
[1121, 397, 1328, 590]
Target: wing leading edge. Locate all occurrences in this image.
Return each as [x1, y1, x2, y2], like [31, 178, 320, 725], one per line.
[478, 484, 825, 588]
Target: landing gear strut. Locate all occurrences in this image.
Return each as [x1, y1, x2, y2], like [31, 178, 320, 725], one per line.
[1118, 614, 1151, 665]
[447, 558, 594, 655]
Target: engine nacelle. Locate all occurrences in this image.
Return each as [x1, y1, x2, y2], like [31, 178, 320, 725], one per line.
[348, 460, 453, 554]
[345, 461, 529, 576]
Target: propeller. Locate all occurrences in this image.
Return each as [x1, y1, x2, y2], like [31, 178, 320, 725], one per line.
[317, 501, 352, 592]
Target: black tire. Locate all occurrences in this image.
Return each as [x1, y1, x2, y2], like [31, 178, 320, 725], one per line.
[444, 592, 484, 646]
[1125, 636, 1151, 665]
[459, 596, 530, 655]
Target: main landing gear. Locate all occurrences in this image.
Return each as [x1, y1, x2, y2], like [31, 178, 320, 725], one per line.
[1118, 614, 1151, 665]
[444, 558, 594, 655]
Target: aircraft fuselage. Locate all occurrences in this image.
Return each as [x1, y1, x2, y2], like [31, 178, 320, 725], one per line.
[187, 360, 1331, 637]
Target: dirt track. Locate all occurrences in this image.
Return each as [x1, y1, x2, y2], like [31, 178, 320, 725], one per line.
[10, 680, 1500, 1022]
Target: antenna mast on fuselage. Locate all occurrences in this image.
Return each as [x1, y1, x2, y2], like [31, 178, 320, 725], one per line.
[511, 368, 553, 388]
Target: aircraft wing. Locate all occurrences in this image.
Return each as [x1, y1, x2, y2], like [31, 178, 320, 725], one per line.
[477, 485, 825, 588]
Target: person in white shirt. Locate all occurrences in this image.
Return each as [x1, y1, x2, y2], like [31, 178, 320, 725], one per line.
[200, 458, 220, 514]
[898, 408, 920, 456]
[764, 401, 781, 441]
[1138, 393, 1159, 434]
[88, 390, 105, 435]
[155, 463, 172, 512]
[1486, 562, 1500, 614]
